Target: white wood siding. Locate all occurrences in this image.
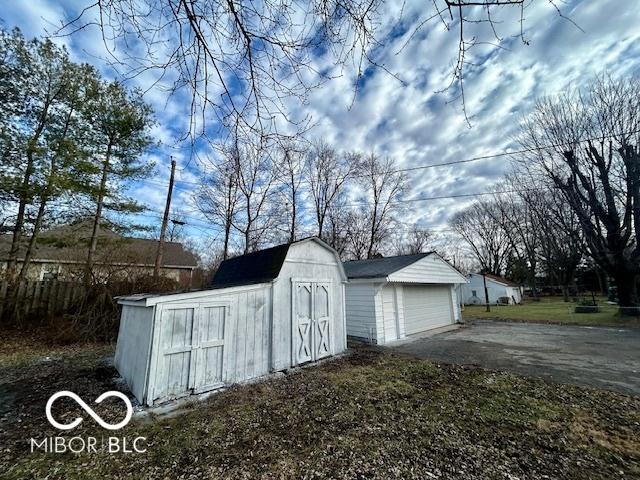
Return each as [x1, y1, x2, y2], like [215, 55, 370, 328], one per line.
[147, 285, 272, 403]
[345, 283, 377, 341]
[381, 285, 399, 342]
[389, 254, 467, 284]
[275, 241, 346, 369]
[403, 285, 454, 334]
[451, 285, 462, 322]
[115, 305, 155, 402]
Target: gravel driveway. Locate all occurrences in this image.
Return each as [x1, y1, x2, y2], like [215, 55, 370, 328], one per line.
[391, 320, 640, 396]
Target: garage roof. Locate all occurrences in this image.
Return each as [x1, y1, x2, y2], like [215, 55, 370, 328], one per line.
[343, 253, 432, 279]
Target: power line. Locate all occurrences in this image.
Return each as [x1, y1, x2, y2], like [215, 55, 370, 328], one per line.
[134, 128, 640, 189]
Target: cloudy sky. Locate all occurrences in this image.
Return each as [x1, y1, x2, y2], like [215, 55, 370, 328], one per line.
[3, 0, 640, 248]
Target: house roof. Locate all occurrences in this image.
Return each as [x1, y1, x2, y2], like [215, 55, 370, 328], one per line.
[472, 272, 519, 287]
[0, 222, 198, 269]
[343, 252, 433, 279]
[211, 237, 345, 289]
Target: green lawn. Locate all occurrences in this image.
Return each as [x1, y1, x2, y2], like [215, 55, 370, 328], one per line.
[463, 297, 640, 327]
[2, 330, 640, 479]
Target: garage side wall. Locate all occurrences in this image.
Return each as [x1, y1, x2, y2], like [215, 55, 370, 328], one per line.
[272, 241, 346, 370]
[345, 283, 378, 342]
[115, 304, 155, 402]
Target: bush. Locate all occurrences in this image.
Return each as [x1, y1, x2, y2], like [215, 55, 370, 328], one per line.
[58, 275, 183, 343]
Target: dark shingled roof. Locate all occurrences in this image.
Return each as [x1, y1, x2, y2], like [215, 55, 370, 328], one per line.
[343, 252, 433, 279]
[0, 221, 198, 268]
[211, 243, 292, 288]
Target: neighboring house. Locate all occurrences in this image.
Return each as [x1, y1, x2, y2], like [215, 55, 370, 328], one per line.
[115, 237, 348, 406]
[463, 273, 522, 305]
[343, 252, 467, 345]
[0, 221, 198, 287]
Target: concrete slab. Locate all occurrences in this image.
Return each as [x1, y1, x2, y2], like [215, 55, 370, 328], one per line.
[390, 320, 640, 397]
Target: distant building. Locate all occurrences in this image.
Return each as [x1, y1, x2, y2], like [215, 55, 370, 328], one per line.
[0, 221, 198, 287]
[462, 273, 522, 305]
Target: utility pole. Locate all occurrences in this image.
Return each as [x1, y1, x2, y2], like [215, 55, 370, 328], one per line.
[482, 270, 490, 312]
[154, 157, 176, 283]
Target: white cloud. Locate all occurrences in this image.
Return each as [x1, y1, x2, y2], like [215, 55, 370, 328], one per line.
[3, 0, 640, 242]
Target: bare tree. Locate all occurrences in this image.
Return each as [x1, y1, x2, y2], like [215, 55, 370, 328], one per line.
[306, 142, 357, 240]
[344, 209, 370, 261]
[277, 143, 306, 243]
[395, 225, 433, 255]
[356, 153, 407, 258]
[450, 200, 512, 276]
[489, 184, 540, 294]
[232, 139, 281, 253]
[197, 153, 241, 260]
[516, 75, 640, 307]
[57, 1, 569, 137]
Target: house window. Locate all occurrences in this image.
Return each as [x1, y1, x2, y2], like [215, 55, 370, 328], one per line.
[472, 290, 477, 297]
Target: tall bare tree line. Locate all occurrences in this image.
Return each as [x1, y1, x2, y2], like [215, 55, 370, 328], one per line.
[196, 136, 407, 261]
[452, 76, 640, 308]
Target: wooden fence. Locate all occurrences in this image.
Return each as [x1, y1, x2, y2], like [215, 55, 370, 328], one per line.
[0, 280, 87, 320]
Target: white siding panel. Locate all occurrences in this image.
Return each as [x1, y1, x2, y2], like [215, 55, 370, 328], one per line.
[115, 305, 155, 402]
[381, 285, 399, 342]
[403, 285, 454, 334]
[345, 283, 377, 341]
[389, 254, 466, 284]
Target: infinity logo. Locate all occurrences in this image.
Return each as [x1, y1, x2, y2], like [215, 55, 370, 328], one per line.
[45, 391, 133, 431]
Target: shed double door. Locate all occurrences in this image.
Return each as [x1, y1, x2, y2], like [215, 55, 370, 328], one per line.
[153, 303, 227, 402]
[294, 282, 332, 365]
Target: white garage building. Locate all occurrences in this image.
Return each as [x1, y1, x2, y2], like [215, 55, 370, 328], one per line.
[344, 253, 467, 344]
[115, 237, 347, 406]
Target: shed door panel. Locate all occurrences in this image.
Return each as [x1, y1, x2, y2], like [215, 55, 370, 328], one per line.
[295, 283, 314, 364]
[195, 305, 225, 392]
[154, 303, 227, 403]
[294, 281, 333, 365]
[403, 285, 453, 335]
[157, 307, 195, 399]
[314, 283, 332, 360]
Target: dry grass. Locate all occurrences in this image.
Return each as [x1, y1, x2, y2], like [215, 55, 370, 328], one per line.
[1, 331, 639, 479]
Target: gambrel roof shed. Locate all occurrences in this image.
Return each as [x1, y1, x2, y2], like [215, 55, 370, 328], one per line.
[115, 237, 347, 406]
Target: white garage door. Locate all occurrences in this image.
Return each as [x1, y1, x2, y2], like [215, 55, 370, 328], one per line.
[403, 285, 454, 335]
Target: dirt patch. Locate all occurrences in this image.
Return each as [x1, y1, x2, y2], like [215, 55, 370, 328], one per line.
[1, 333, 640, 479]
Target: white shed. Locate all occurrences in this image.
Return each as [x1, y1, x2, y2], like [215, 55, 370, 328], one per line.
[344, 253, 467, 345]
[115, 237, 347, 406]
[462, 273, 522, 305]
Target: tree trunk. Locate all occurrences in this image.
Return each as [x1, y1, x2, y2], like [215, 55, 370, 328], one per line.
[5, 97, 53, 282]
[289, 189, 297, 243]
[5, 154, 35, 282]
[85, 148, 112, 286]
[17, 194, 48, 283]
[223, 222, 231, 260]
[16, 106, 73, 284]
[615, 270, 640, 311]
